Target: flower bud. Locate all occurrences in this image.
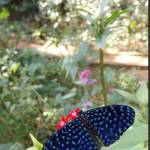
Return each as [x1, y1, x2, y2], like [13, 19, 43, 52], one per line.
[118, 73, 137, 88]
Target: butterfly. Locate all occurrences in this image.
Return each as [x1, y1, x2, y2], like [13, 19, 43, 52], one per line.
[42, 105, 135, 150]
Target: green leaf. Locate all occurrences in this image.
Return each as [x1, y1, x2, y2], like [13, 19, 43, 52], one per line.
[26, 85, 43, 90]
[104, 72, 114, 82]
[0, 143, 12, 150]
[5, 101, 11, 109]
[9, 63, 20, 73]
[143, 147, 148, 150]
[86, 55, 99, 65]
[136, 82, 148, 105]
[69, 88, 77, 93]
[0, 7, 10, 20]
[62, 42, 89, 79]
[26, 63, 42, 74]
[118, 67, 127, 73]
[13, 63, 20, 73]
[132, 119, 147, 128]
[9, 104, 16, 112]
[104, 8, 132, 27]
[61, 55, 71, 71]
[8, 142, 24, 150]
[77, 13, 96, 25]
[115, 89, 137, 102]
[130, 20, 137, 27]
[127, 26, 132, 35]
[54, 87, 67, 92]
[73, 79, 82, 85]
[26, 146, 36, 150]
[95, 29, 112, 50]
[29, 133, 43, 150]
[61, 93, 77, 100]
[73, 54, 80, 64]
[56, 27, 68, 46]
[91, 86, 102, 96]
[69, 66, 78, 80]
[55, 93, 62, 103]
[107, 92, 123, 104]
[102, 125, 148, 150]
[78, 42, 89, 60]
[35, 75, 45, 80]
[76, 8, 94, 16]
[100, 0, 111, 15]
[125, 143, 145, 150]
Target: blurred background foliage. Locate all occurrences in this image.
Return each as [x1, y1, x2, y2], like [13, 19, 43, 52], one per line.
[0, 0, 148, 150]
[0, 0, 148, 52]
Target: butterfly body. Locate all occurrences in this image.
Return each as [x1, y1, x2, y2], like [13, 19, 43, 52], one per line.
[42, 105, 135, 150]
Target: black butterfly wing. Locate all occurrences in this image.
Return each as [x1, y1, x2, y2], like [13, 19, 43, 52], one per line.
[85, 105, 135, 146]
[42, 117, 100, 150]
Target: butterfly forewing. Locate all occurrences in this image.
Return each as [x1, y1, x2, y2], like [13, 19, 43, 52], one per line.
[85, 105, 135, 146]
[42, 117, 100, 150]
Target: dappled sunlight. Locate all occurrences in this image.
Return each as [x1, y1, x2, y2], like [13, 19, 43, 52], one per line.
[114, 55, 148, 66]
[16, 39, 148, 68]
[15, 39, 148, 80]
[41, 44, 75, 56]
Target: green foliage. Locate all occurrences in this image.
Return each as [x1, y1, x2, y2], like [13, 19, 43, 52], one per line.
[76, 0, 132, 50]
[0, 0, 39, 20]
[62, 42, 90, 79]
[115, 89, 137, 103]
[0, 48, 85, 147]
[116, 80, 148, 124]
[0, 0, 148, 149]
[102, 123, 148, 150]
[104, 8, 132, 28]
[99, 0, 111, 15]
[0, 7, 10, 20]
[0, 46, 148, 149]
[0, 143, 24, 150]
[29, 134, 43, 150]
[0, 143, 12, 150]
[136, 82, 148, 105]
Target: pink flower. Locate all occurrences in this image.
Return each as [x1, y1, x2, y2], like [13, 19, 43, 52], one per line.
[67, 108, 80, 120]
[107, 94, 110, 98]
[81, 77, 89, 83]
[109, 88, 115, 93]
[84, 100, 90, 108]
[79, 70, 93, 85]
[56, 116, 69, 131]
[79, 70, 91, 79]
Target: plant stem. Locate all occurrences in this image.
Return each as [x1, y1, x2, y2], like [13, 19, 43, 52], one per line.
[32, 89, 61, 118]
[0, 99, 17, 121]
[129, 86, 148, 124]
[32, 89, 43, 114]
[0, 116, 20, 142]
[0, 38, 9, 49]
[99, 49, 107, 106]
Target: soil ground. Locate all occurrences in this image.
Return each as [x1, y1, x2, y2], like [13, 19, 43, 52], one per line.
[15, 39, 148, 80]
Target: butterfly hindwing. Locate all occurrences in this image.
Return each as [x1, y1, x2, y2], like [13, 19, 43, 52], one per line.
[85, 105, 135, 146]
[42, 117, 100, 150]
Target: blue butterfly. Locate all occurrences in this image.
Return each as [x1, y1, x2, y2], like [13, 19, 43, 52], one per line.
[42, 105, 135, 150]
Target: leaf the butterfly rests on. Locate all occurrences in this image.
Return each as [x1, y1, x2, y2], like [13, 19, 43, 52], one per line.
[42, 105, 135, 150]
